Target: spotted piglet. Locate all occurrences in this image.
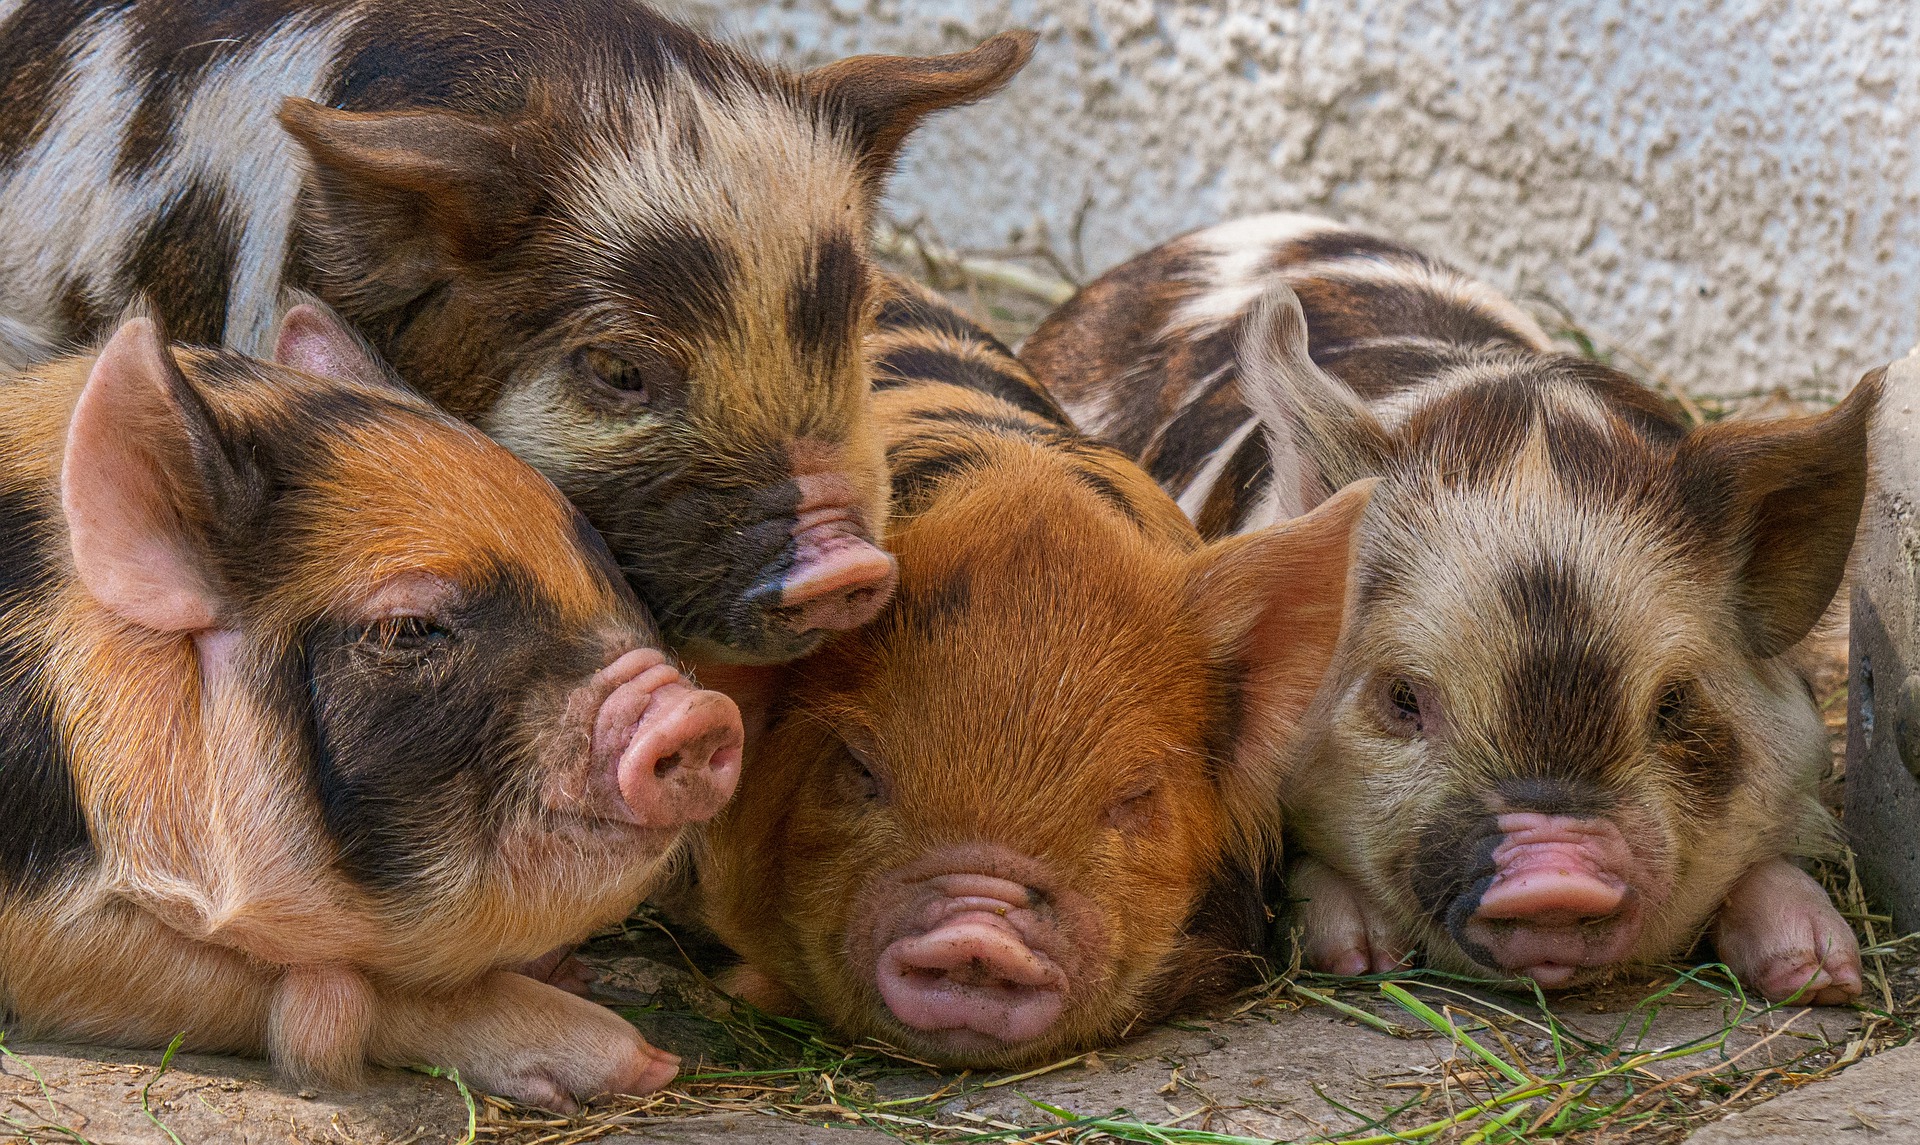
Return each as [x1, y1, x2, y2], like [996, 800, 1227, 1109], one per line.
[1022, 213, 1878, 1003]
[695, 277, 1372, 1067]
[0, 308, 742, 1107]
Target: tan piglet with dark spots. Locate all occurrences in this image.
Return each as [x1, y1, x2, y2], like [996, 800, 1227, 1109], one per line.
[1023, 213, 1877, 1004]
[695, 278, 1374, 1067]
[0, 306, 741, 1109]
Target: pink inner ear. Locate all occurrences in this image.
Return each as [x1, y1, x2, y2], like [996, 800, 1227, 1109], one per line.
[63, 318, 222, 633]
[273, 303, 386, 388]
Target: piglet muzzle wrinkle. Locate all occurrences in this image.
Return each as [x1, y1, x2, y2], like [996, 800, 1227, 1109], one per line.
[589, 649, 743, 829]
[1454, 813, 1643, 987]
[876, 883, 1068, 1046]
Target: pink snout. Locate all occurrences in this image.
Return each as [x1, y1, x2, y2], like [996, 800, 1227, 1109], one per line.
[776, 473, 895, 636]
[591, 650, 742, 829]
[1458, 814, 1643, 987]
[874, 873, 1068, 1047]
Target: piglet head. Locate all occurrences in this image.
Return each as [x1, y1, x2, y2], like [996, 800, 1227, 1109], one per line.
[1286, 366, 1881, 994]
[62, 306, 740, 968]
[700, 451, 1373, 1067]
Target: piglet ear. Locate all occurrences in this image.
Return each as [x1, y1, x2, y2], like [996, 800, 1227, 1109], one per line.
[273, 300, 398, 390]
[802, 31, 1036, 186]
[277, 99, 536, 266]
[1674, 367, 1882, 658]
[1238, 285, 1395, 505]
[62, 318, 231, 632]
[1186, 478, 1377, 852]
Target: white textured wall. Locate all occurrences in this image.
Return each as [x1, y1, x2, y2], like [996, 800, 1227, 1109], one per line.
[675, 0, 1918, 398]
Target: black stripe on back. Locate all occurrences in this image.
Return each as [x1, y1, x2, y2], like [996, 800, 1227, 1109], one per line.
[0, 487, 92, 891]
[872, 345, 1070, 424]
[1293, 275, 1535, 356]
[0, 0, 123, 169]
[1193, 427, 1271, 541]
[885, 438, 994, 516]
[123, 180, 241, 346]
[875, 291, 1006, 347]
[1142, 369, 1250, 492]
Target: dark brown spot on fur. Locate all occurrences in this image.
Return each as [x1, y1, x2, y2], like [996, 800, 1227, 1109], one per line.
[1492, 558, 1630, 787]
[789, 232, 865, 372]
[122, 180, 240, 346]
[1142, 371, 1251, 493]
[610, 222, 737, 343]
[1192, 429, 1271, 541]
[0, 487, 92, 891]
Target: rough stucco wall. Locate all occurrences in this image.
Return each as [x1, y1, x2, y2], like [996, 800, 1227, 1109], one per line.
[673, 0, 1917, 398]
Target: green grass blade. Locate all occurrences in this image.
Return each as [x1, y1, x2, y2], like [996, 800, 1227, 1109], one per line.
[1379, 983, 1528, 1086]
[138, 1033, 187, 1145]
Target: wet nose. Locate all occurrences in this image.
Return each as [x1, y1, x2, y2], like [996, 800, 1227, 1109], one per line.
[777, 540, 897, 634]
[877, 907, 1067, 1045]
[610, 677, 743, 829]
[1473, 861, 1627, 927]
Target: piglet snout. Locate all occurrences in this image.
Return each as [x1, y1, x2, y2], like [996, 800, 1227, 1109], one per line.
[591, 649, 742, 829]
[877, 877, 1067, 1046]
[1458, 814, 1642, 986]
[754, 473, 896, 637]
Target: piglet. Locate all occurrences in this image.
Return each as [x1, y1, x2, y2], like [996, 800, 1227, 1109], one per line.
[695, 278, 1373, 1066]
[0, 307, 742, 1108]
[1021, 213, 1877, 1002]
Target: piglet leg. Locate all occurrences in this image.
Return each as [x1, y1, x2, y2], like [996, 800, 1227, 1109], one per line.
[371, 971, 678, 1111]
[1292, 856, 1410, 976]
[1713, 858, 1862, 1006]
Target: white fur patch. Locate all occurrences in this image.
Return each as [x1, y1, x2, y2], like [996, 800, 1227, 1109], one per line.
[1165, 211, 1345, 335]
[0, 9, 355, 358]
[173, 14, 358, 353]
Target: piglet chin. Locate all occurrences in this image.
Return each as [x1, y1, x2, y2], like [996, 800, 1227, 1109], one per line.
[588, 649, 743, 830]
[877, 913, 1067, 1046]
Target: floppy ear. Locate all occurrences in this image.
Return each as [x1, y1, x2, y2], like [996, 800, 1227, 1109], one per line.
[1238, 285, 1394, 504]
[273, 299, 400, 390]
[1186, 478, 1377, 853]
[62, 318, 237, 632]
[277, 99, 539, 270]
[1674, 367, 1882, 658]
[802, 31, 1035, 186]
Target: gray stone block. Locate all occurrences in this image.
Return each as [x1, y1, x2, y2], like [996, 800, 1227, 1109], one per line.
[1686, 1041, 1920, 1143]
[1848, 346, 1920, 931]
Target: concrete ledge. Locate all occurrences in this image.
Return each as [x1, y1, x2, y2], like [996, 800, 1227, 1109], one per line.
[1847, 345, 1920, 931]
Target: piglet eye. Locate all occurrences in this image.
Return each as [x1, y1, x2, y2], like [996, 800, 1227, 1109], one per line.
[838, 742, 887, 805]
[1381, 676, 1431, 736]
[574, 345, 685, 408]
[1106, 787, 1159, 832]
[356, 615, 452, 663]
[1654, 681, 1692, 737]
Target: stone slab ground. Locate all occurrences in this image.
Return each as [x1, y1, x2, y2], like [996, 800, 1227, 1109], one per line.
[0, 935, 1888, 1144]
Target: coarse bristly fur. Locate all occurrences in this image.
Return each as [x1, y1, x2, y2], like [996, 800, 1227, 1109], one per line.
[1021, 213, 1881, 1001]
[695, 275, 1374, 1068]
[0, 309, 742, 1110]
[0, 0, 1034, 662]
